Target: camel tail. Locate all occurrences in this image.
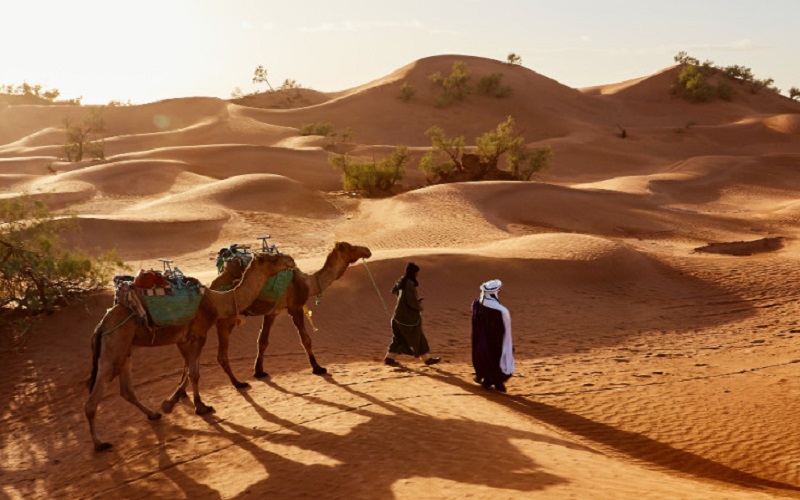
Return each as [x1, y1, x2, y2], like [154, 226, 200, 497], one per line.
[87, 322, 104, 393]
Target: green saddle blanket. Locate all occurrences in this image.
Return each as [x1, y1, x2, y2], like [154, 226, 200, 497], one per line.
[259, 270, 294, 301]
[142, 284, 205, 327]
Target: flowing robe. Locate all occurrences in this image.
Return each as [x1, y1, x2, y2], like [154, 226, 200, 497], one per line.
[471, 297, 514, 386]
[387, 278, 430, 356]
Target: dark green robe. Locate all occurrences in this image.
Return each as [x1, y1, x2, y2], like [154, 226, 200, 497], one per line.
[387, 277, 430, 356]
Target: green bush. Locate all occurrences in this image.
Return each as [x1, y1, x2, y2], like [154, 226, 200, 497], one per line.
[299, 122, 334, 137]
[506, 53, 522, 66]
[476, 73, 511, 98]
[329, 146, 409, 196]
[420, 116, 553, 183]
[430, 61, 471, 108]
[790, 87, 800, 100]
[1, 196, 124, 345]
[398, 82, 415, 102]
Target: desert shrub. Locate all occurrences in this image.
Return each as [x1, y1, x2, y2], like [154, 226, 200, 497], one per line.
[329, 146, 409, 196]
[421, 117, 553, 183]
[790, 87, 800, 100]
[398, 81, 415, 102]
[430, 61, 471, 108]
[299, 121, 334, 137]
[476, 116, 553, 180]
[506, 53, 522, 66]
[476, 73, 511, 98]
[0, 196, 124, 346]
[673, 52, 781, 101]
[419, 126, 467, 183]
[63, 107, 105, 162]
[0, 82, 60, 103]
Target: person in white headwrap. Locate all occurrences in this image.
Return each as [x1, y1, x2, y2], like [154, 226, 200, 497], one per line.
[471, 279, 514, 392]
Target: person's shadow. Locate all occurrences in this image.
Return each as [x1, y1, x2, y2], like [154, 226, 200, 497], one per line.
[199, 371, 576, 498]
[421, 366, 800, 495]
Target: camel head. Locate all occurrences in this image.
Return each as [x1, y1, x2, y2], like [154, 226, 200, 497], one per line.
[333, 241, 372, 264]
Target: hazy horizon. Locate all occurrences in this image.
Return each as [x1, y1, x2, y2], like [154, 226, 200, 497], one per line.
[3, 0, 800, 105]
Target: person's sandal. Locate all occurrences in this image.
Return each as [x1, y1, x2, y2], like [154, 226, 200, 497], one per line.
[424, 357, 441, 366]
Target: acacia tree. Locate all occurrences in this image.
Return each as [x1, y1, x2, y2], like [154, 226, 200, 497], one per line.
[418, 126, 466, 182]
[420, 117, 553, 184]
[252, 65, 274, 91]
[1, 196, 124, 346]
[790, 87, 800, 100]
[63, 108, 105, 162]
[506, 53, 522, 66]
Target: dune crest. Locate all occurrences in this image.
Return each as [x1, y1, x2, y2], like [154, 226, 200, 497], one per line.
[2, 54, 800, 499]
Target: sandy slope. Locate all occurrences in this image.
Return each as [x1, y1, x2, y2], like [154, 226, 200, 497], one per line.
[2, 55, 800, 499]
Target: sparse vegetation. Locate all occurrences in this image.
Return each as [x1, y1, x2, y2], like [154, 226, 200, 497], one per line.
[476, 73, 511, 98]
[0, 82, 60, 103]
[0, 196, 124, 347]
[420, 116, 553, 183]
[329, 146, 409, 196]
[398, 81, 415, 102]
[63, 108, 105, 162]
[616, 124, 627, 139]
[299, 121, 334, 137]
[790, 87, 800, 101]
[506, 53, 522, 66]
[430, 61, 471, 108]
[252, 65, 274, 91]
[671, 51, 782, 102]
[107, 99, 133, 107]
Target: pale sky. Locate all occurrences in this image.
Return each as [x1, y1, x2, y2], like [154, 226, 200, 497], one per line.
[2, 0, 798, 104]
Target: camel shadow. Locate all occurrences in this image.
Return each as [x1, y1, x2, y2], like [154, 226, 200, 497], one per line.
[203, 374, 574, 498]
[421, 366, 800, 495]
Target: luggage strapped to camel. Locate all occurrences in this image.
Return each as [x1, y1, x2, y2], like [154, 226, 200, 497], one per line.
[113, 258, 206, 332]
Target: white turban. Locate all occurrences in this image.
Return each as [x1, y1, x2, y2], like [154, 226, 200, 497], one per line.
[480, 279, 502, 293]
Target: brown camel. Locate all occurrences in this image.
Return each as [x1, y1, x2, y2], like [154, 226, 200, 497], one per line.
[211, 241, 372, 387]
[84, 252, 296, 452]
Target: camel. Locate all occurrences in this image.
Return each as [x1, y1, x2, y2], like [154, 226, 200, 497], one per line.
[211, 241, 372, 387]
[85, 252, 296, 452]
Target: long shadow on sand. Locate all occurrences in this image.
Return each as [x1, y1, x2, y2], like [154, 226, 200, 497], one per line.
[422, 366, 800, 496]
[198, 375, 575, 498]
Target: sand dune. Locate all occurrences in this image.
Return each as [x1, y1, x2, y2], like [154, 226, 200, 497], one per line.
[2, 54, 800, 499]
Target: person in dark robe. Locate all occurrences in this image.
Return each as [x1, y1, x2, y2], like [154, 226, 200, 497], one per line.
[384, 262, 441, 366]
[471, 279, 514, 392]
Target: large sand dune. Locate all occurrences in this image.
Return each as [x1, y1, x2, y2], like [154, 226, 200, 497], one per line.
[2, 55, 800, 499]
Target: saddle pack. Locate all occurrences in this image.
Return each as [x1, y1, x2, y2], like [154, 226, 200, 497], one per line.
[114, 266, 206, 328]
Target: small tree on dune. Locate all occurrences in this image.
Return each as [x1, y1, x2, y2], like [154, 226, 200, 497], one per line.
[329, 146, 409, 197]
[419, 126, 466, 182]
[430, 61, 471, 108]
[0, 196, 124, 347]
[506, 53, 522, 66]
[252, 65, 274, 92]
[63, 108, 105, 162]
[790, 87, 800, 101]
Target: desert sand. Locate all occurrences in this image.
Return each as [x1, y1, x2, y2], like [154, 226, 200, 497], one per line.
[2, 54, 800, 499]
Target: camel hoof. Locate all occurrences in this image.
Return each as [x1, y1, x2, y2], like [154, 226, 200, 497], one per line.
[234, 381, 251, 389]
[148, 412, 162, 421]
[313, 367, 328, 375]
[160, 400, 175, 414]
[94, 442, 113, 452]
[195, 405, 215, 415]
[254, 371, 270, 379]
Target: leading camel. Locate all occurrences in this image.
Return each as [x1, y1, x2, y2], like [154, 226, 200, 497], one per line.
[212, 241, 372, 387]
[85, 252, 295, 451]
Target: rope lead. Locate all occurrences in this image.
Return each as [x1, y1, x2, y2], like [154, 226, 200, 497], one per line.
[361, 258, 392, 318]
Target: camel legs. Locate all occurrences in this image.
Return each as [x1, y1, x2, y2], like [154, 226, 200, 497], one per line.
[85, 332, 160, 452]
[253, 314, 278, 378]
[289, 308, 327, 375]
[161, 339, 214, 415]
[216, 316, 249, 389]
